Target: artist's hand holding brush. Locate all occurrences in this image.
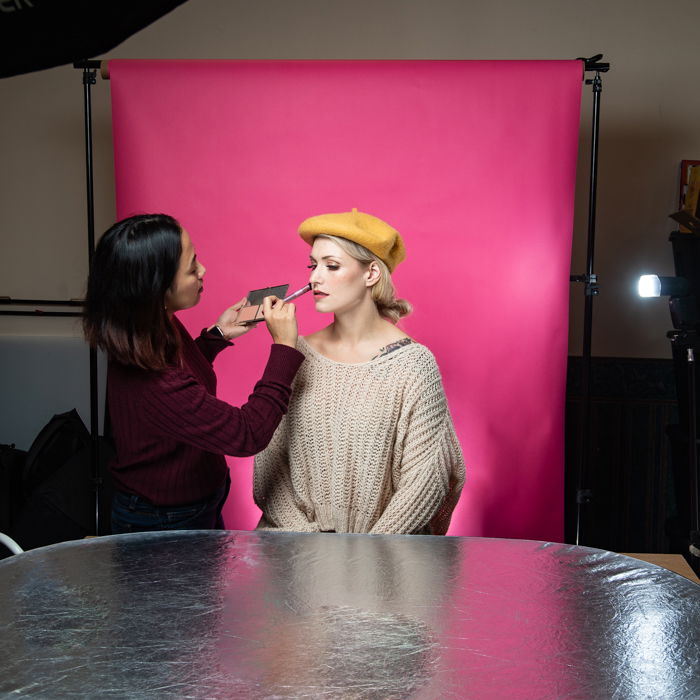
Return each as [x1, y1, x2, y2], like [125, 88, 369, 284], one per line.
[261, 295, 298, 348]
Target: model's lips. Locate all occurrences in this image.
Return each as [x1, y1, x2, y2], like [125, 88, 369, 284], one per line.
[313, 290, 328, 297]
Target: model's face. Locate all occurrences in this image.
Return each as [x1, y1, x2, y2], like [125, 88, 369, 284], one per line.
[308, 238, 372, 314]
[164, 228, 206, 314]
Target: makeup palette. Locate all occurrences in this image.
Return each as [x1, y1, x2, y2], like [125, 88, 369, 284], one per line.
[236, 285, 289, 325]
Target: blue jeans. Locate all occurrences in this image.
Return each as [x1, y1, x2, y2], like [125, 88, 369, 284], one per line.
[111, 476, 230, 534]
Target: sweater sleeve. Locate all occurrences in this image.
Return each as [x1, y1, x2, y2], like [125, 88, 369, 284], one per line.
[252, 419, 321, 532]
[369, 358, 466, 535]
[138, 344, 304, 457]
[195, 327, 233, 363]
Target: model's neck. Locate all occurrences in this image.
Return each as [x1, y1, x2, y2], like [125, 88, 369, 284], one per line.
[329, 299, 385, 346]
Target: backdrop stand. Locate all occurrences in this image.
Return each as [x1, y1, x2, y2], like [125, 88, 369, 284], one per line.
[69, 57, 606, 540]
[570, 54, 610, 546]
[75, 59, 102, 535]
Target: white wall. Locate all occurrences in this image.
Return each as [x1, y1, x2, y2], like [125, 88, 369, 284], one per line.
[2, 0, 700, 357]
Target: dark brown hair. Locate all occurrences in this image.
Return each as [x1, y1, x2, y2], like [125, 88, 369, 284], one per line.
[83, 213, 183, 370]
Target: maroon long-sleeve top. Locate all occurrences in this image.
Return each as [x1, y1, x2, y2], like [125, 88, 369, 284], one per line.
[107, 316, 304, 506]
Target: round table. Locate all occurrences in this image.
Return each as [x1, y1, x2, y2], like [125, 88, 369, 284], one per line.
[1, 530, 699, 699]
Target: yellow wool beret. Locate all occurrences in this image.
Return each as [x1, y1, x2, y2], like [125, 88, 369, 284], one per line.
[298, 208, 406, 272]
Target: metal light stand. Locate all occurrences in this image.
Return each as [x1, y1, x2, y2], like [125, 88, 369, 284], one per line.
[686, 345, 700, 573]
[668, 328, 700, 576]
[570, 54, 610, 546]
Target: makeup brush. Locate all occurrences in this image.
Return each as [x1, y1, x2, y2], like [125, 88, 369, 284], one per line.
[282, 283, 312, 302]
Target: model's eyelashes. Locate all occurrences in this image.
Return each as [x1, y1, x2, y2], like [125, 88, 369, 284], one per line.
[306, 263, 340, 271]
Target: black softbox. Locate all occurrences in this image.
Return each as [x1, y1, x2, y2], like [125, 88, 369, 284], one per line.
[0, 0, 188, 79]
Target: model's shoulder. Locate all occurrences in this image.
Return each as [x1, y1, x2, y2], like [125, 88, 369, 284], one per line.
[395, 343, 446, 387]
[396, 340, 437, 363]
[377, 341, 439, 379]
[371, 336, 414, 360]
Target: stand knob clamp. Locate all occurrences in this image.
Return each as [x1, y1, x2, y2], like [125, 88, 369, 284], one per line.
[578, 54, 610, 74]
[570, 273, 599, 296]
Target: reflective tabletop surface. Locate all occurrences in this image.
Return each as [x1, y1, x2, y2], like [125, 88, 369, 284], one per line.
[1, 530, 699, 699]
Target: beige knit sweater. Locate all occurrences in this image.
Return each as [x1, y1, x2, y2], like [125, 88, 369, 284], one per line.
[253, 337, 465, 534]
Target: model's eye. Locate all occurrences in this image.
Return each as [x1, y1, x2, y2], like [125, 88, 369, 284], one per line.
[326, 264, 339, 271]
[307, 264, 317, 270]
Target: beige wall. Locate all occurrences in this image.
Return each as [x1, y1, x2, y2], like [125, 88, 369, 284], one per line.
[2, 0, 699, 357]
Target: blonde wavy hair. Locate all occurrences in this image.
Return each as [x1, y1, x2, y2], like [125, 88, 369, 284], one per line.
[314, 234, 412, 323]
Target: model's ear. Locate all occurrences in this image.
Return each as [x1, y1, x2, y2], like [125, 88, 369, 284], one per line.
[366, 261, 381, 288]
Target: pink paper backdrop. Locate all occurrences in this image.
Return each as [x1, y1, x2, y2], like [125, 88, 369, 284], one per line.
[110, 59, 582, 540]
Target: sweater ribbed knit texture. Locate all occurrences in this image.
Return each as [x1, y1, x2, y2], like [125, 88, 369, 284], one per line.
[253, 337, 465, 534]
[107, 316, 304, 506]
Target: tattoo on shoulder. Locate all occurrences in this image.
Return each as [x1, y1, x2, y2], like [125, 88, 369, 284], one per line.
[372, 337, 414, 360]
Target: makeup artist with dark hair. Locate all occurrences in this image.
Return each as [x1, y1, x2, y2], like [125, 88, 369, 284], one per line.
[84, 213, 304, 533]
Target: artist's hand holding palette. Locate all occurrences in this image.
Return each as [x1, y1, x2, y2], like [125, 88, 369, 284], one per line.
[236, 283, 312, 325]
